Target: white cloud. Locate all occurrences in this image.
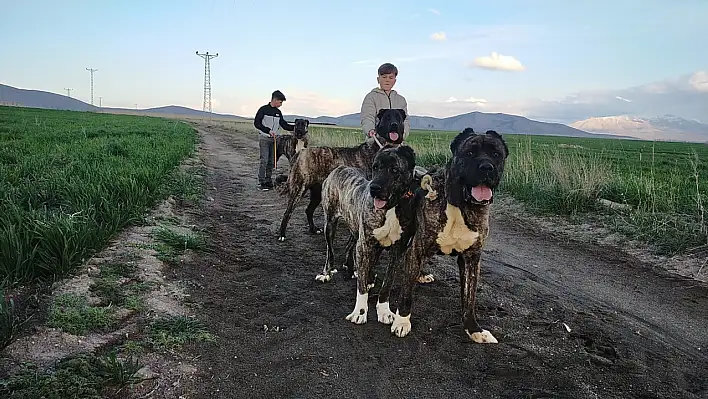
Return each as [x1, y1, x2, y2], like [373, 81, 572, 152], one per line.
[689, 71, 708, 92]
[445, 96, 487, 104]
[430, 31, 447, 41]
[469, 52, 526, 72]
[428, 8, 441, 15]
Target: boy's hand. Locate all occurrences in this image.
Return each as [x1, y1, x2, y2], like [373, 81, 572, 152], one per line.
[367, 129, 376, 137]
[270, 131, 276, 138]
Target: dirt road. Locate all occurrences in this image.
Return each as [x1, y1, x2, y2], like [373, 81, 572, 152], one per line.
[174, 124, 708, 399]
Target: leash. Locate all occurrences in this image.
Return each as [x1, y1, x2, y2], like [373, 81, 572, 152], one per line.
[373, 135, 384, 149]
[273, 133, 277, 169]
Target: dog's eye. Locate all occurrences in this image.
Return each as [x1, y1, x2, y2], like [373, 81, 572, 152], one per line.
[493, 152, 500, 157]
[391, 167, 399, 173]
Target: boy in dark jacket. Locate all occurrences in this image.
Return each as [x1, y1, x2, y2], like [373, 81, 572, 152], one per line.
[254, 90, 295, 190]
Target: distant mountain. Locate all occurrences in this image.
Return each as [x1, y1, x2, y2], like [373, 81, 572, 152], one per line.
[285, 111, 612, 139]
[0, 82, 624, 140]
[0, 83, 98, 111]
[570, 115, 708, 142]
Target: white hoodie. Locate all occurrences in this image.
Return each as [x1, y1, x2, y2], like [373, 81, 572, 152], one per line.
[360, 87, 411, 140]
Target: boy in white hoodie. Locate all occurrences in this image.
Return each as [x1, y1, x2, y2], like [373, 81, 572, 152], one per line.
[360, 63, 411, 141]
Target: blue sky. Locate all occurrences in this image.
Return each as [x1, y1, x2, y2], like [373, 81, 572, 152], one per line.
[1, 0, 707, 121]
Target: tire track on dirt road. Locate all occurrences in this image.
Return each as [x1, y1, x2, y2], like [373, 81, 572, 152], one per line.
[173, 123, 708, 399]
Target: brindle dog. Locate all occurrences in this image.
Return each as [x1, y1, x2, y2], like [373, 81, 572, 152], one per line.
[317, 145, 420, 325]
[276, 108, 407, 241]
[380, 128, 509, 343]
[275, 118, 310, 164]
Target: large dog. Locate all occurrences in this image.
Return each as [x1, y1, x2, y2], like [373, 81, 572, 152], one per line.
[316, 145, 420, 325]
[276, 108, 407, 241]
[379, 128, 509, 343]
[275, 118, 310, 164]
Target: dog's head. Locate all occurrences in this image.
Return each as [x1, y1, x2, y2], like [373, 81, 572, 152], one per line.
[293, 118, 310, 140]
[375, 108, 406, 145]
[447, 128, 509, 207]
[369, 145, 417, 211]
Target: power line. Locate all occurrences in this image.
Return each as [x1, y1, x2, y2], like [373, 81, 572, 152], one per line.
[196, 50, 218, 122]
[86, 68, 98, 105]
[65, 88, 72, 98]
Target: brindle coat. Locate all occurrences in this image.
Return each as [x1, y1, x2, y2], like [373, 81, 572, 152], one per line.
[275, 118, 310, 164]
[276, 109, 407, 241]
[317, 146, 421, 325]
[380, 128, 509, 343]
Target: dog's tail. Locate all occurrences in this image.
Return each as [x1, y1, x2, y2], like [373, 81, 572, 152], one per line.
[274, 174, 289, 195]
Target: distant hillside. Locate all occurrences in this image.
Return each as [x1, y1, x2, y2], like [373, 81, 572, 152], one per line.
[1, 82, 615, 139]
[570, 115, 708, 142]
[0, 83, 98, 111]
[284, 111, 611, 139]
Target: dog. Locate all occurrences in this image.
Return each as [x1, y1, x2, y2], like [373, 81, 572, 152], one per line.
[276, 108, 407, 241]
[276, 118, 310, 164]
[316, 145, 421, 325]
[378, 128, 509, 343]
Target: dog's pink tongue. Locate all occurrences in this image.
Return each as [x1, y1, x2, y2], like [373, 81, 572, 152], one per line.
[471, 185, 493, 201]
[374, 198, 387, 209]
[389, 132, 400, 141]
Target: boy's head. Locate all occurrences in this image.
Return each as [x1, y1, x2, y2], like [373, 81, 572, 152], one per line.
[377, 63, 398, 92]
[270, 90, 286, 107]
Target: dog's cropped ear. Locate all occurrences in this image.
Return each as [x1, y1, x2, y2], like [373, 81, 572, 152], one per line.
[450, 127, 477, 155]
[294, 118, 302, 123]
[376, 108, 388, 120]
[394, 108, 407, 120]
[396, 145, 416, 170]
[485, 130, 509, 157]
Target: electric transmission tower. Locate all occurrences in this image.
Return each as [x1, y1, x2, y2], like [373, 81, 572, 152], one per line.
[196, 51, 218, 121]
[86, 68, 98, 106]
[65, 88, 72, 98]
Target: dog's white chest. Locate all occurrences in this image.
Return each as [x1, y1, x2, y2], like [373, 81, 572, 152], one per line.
[295, 139, 306, 153]
[372, 207, 402, 247]
[436, 204, 479, 254]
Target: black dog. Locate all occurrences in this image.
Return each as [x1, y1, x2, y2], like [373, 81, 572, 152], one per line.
[379, 128, 509, 343]
[317, 145, 420, 325]
[275, 118, 310, 164]
[276, 108, 407, 241]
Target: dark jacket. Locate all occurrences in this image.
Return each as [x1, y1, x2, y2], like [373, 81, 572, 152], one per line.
[254, 104, 294, 139]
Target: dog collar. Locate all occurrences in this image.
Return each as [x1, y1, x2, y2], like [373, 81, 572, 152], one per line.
[403, 190, 414, 199]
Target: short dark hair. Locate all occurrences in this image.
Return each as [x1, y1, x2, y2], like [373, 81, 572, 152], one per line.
[272, 90, 286, 101]
[377, 63, 398, 76]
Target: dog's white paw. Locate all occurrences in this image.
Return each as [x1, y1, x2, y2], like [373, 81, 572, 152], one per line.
[353, 270, 358, 278]
[277, 236, 286, 242]
[345, 291, 368, 324]
[315, 273, 331, 283]
[391, 312, 412, 337]
[376, 301, 395, 324]
[417, 274, 435, 284]
[466, 329, 498, 344]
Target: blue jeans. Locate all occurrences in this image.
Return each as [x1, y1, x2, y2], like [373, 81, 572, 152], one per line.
[258, 136, 274, 185]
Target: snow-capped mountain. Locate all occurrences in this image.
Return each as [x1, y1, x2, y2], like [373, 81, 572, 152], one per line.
[570, 115, 708, 142]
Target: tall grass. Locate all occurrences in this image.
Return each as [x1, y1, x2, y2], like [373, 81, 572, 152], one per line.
[307, 125, 708, 255]
[0, 107, 197, 287]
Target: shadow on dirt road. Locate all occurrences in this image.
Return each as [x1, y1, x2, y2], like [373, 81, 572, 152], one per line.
[174, 124, 708, 399]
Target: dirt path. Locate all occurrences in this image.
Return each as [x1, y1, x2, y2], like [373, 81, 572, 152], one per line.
[174, 124, 708, 399]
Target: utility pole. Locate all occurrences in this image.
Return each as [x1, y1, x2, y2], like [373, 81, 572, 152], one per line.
[134, 103, 138, 110]
[86, 68, 98, 105]
[98, 96, 103, 111]
[65, 88, 72, 98]
[196, 50, 218, 122]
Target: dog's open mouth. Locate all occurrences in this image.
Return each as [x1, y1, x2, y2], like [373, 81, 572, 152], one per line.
[389, 132, 400, 142]
[466, 184, 493, 204]
[373, 197, 388, 210]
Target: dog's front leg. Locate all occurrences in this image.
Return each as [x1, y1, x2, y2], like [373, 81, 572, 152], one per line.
[316, 216, 339, 282]
[376, 243, 401, 325]
[345, 239, 381, 324]
[305, 185, 323, 235]
[458, 251, 497, 344]
[391, 243, 424, 337]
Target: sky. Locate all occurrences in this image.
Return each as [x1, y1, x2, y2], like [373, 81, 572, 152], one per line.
[1, 0, 707, 123]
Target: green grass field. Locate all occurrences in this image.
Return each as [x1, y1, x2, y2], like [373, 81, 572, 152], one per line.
[0, 107, 198, 288]
[308, 125, 708, 256]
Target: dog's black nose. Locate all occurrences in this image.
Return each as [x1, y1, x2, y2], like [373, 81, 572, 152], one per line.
[479, 163, 494, 172]
[370, 182, 382, 192]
